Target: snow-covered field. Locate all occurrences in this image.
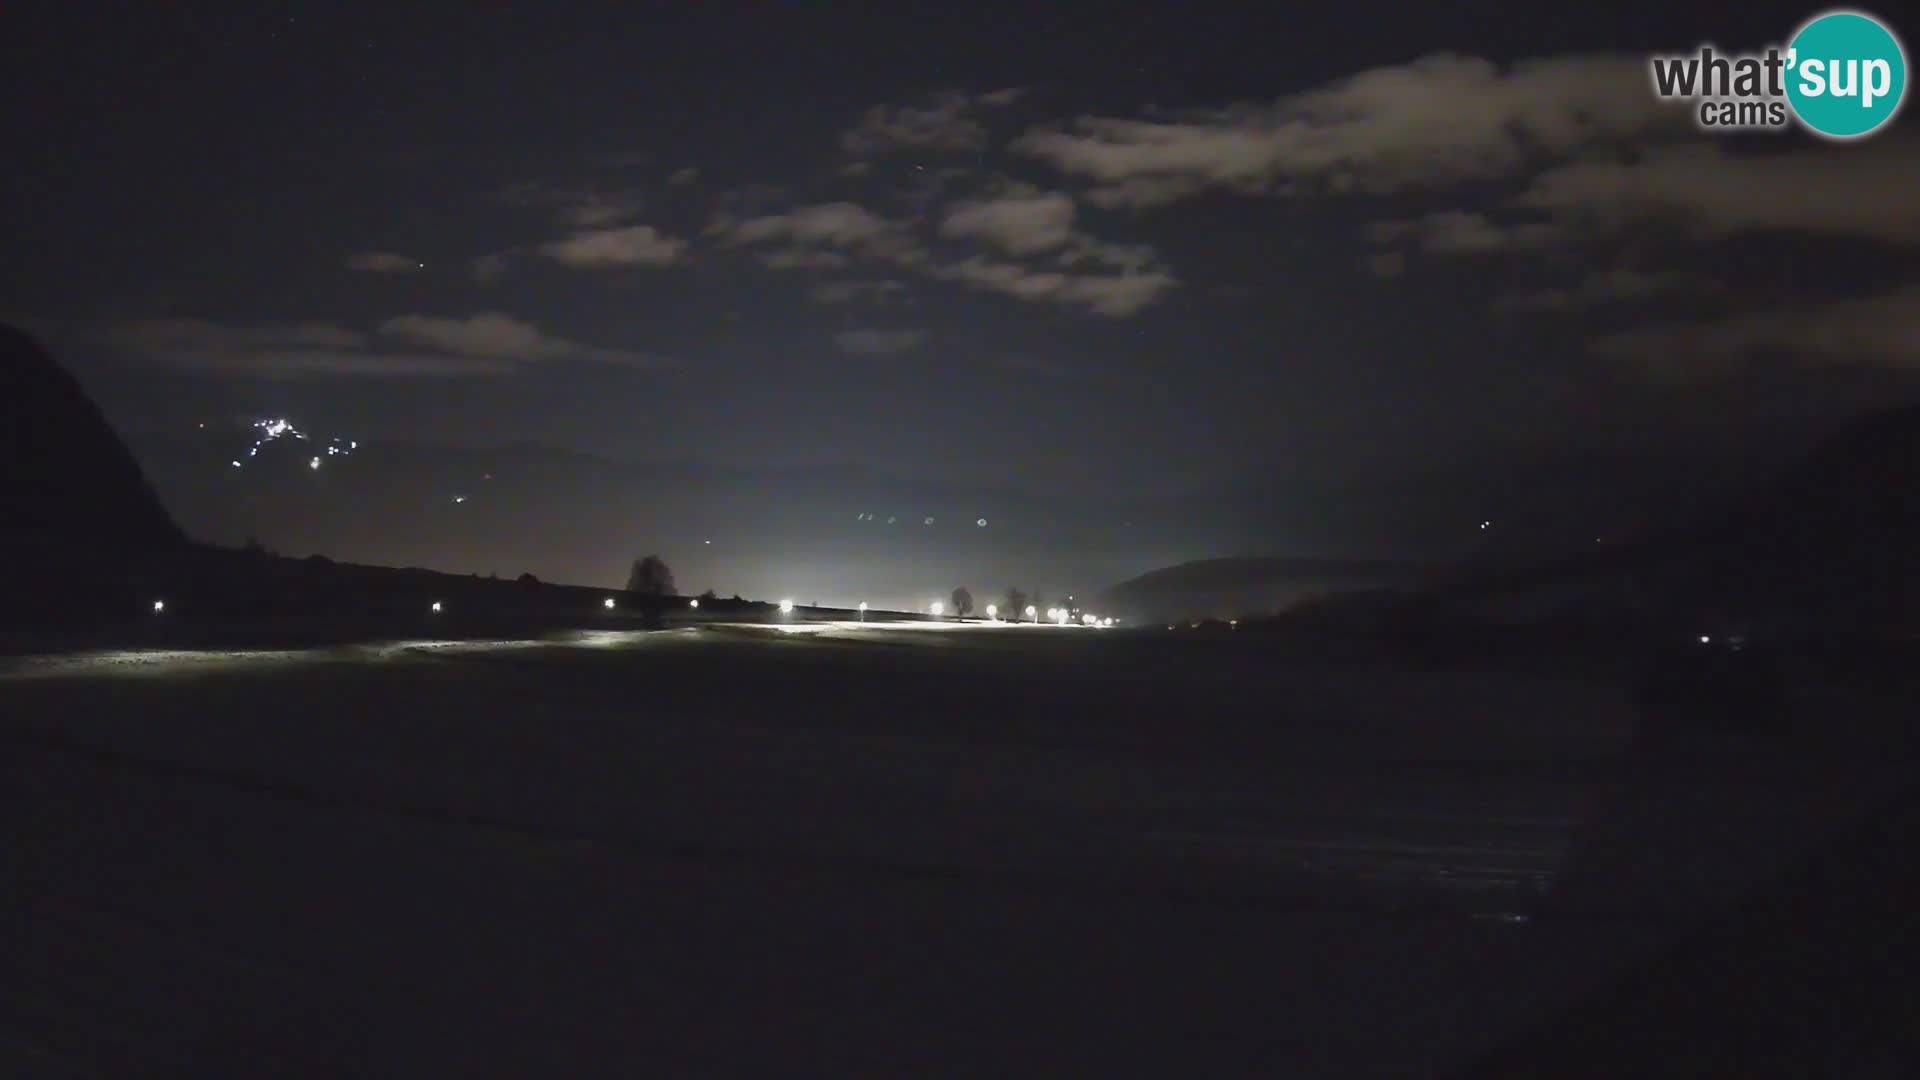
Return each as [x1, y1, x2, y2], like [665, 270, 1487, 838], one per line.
[1, 623, 1908, 1076]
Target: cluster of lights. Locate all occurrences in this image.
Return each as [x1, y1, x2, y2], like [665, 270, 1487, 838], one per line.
[852, 513, 991, 528]
[228, 417, 357, 472]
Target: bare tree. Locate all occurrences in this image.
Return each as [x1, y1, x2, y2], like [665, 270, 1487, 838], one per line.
[626, 555, 675, 596]
[951, 586, 974, 618]
[1006, 587, 1028, 621]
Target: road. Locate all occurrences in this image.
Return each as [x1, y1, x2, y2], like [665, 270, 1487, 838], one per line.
[1, 623, 1907, 1076]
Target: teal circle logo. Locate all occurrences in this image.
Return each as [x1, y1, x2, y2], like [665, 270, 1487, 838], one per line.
[1786, 10, 1907, 139]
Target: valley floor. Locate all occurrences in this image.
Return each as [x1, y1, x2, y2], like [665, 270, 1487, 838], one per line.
[2, 623, 1909, 1076]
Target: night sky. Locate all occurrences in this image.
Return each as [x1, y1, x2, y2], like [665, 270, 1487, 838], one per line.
[5, 1, 1917, 604]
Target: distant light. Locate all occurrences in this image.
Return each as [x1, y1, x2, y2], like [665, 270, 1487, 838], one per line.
[309, 457, 321, 470]
[1100, 618, 1112, 627]
[231, 460, 242, 468]
[930, 601, 945, 616]
[703, 539, 711, 545]
[452, 495, 467, 504]
[977, 518, 987, 527]
[1699, 634, 1711, 644]
[1025, 605, 1037, 620]
[1480, 521, 1490, 530]
[198, 422, 206, 429]
[858, 601, 868, 611]
[1229, 619, 1239, 628]
[688, 598, 698, 608]
[1056, 610, 1069, 625]
[430, 601, 443, 613]
[923, 516, 935, 525]
[1081, 613, 1096, 626]
[604, 597, 617, 609]
[779, 598, 794, 613]
[985, 604, 998, 619]
[151, 599, 166, 614]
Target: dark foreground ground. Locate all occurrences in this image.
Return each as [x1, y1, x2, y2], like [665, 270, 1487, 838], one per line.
[2, 622, 1914, 1076]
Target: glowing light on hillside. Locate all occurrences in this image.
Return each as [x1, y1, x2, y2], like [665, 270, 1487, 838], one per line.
[779, 598, 794, 613]
[151, 599, 166, 614]
[930, 601, 945, 616]
[604, 597, 616, 609]
[688, 598, 699, 609]
[985, 604, 998, 619]
[1025, 605, 1037, 621]
[224, 417, 359, 472]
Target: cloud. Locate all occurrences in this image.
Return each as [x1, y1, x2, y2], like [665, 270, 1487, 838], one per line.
[716, 201, 901, 249]
[495, 181, 648, 227]
[833, 328, 930, 355]
[345, 251, 426, 274]
[996, 352, 1074, 378]
[931, 257, 1177, 317]
[842, 91, 992, 157]
[538, 225, 687, 269]
[757, 248, 853, 271]
[667, 166, 700, 186]
[1363, 251, 1407, 279]
[710, 201, 927, 270]
[1493, 267, 1725, 313]
[978, 86, 1030, 107]
[95, 313, 677, 377]
[89, 319, 514, 378]
[1082, 176, 1213, 210]
[1013, 52, 1666, 203]
[471, 252, 512, 284]
[809, 280, 909, 305]
[1054, 235, 1158, 273]
[1513, 140, 1920, 246]
[1588, 282, 1920, 379]
[1366, 210, 1566, 254]
[940, 189, 1077, 255]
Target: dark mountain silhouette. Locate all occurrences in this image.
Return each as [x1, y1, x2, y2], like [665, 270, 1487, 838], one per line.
[0, 324, 182, 550]
[1097, 556, 1425, 622]
[1362, 402, 1920, 635]
[1694, 401, 1920, 630]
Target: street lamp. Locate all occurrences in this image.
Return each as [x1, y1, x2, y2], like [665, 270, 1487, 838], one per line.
[985, 604, 998, 620]
[1025, 604, 1037, 622]
[930, 601, 945, 617]
[604, 597, 616, 610]
[858, 601, 868, 622]
[779, 598, 795, 614]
